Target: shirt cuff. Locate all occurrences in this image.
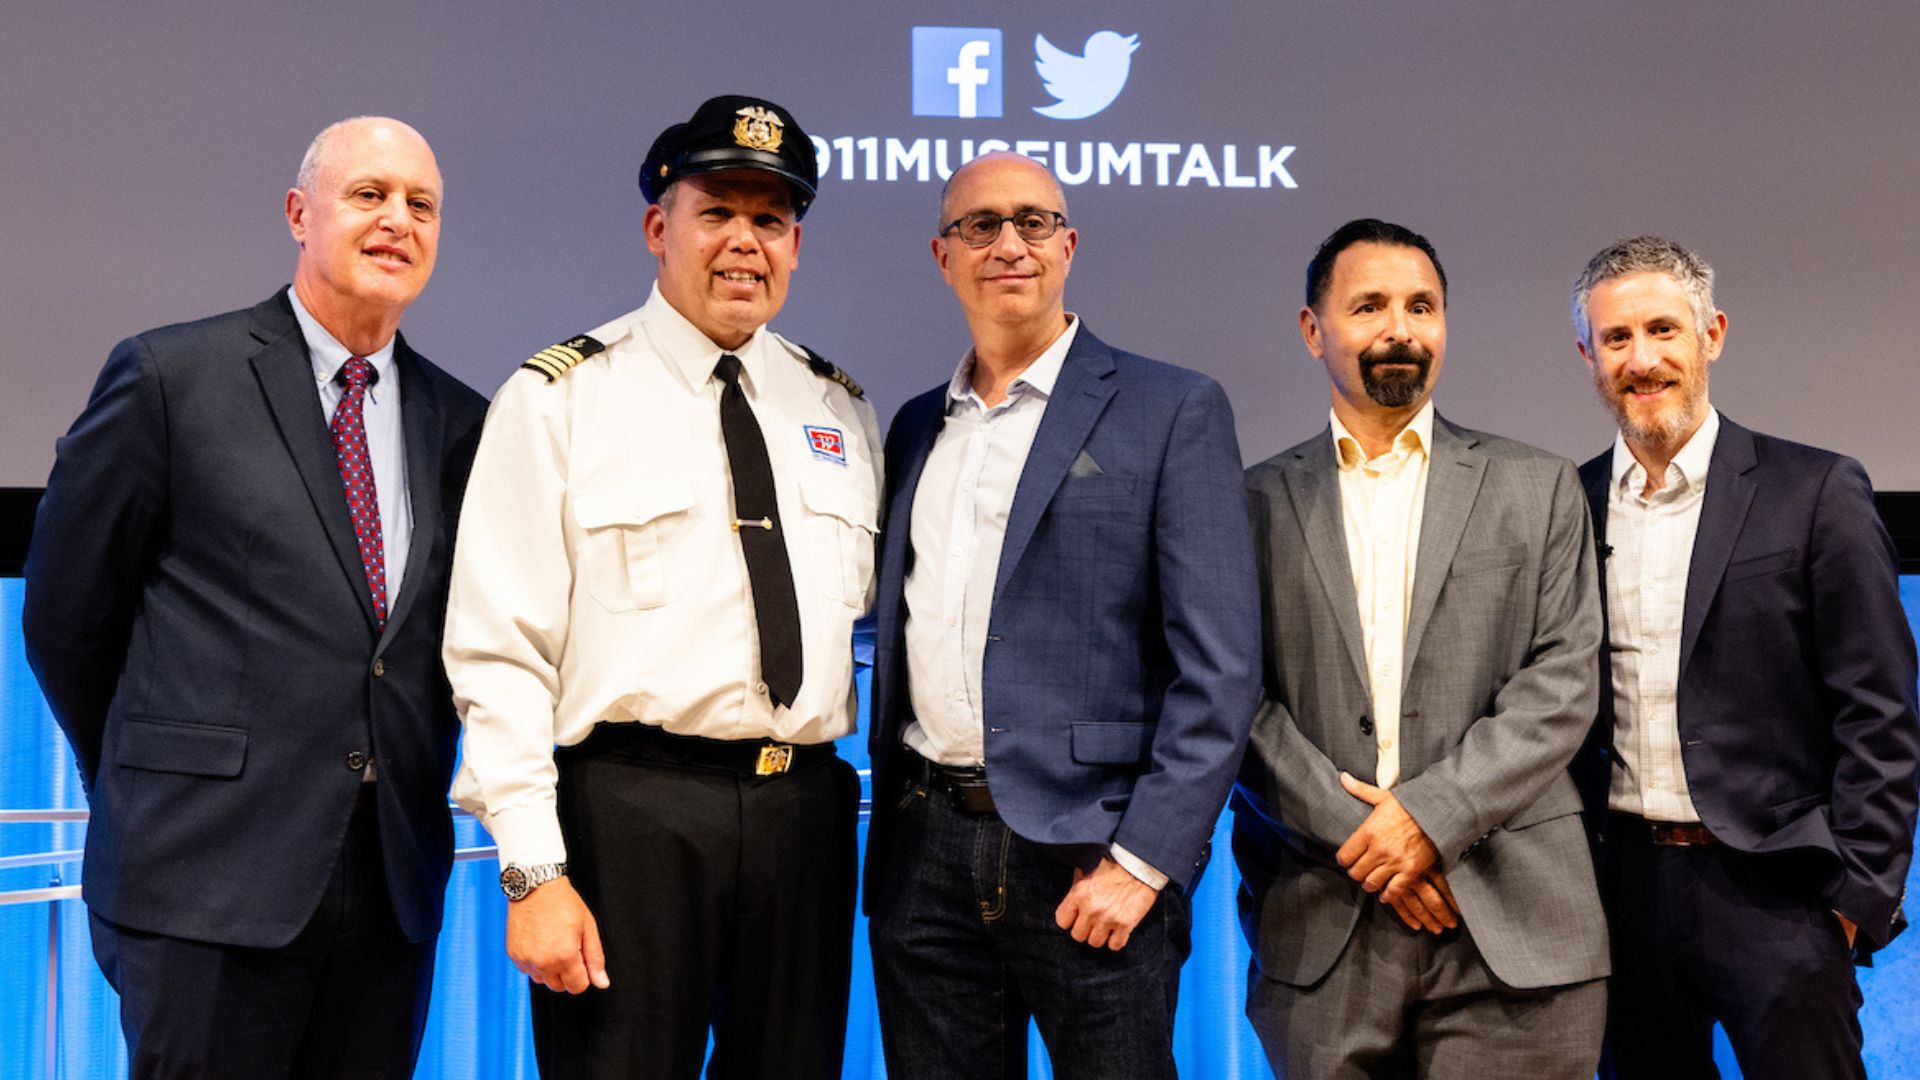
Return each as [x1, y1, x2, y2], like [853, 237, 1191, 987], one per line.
[480, 805, 569, 870]
[1110, 843, 1168, 891]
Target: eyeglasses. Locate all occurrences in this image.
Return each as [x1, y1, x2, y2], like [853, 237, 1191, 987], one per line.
[940, 209, 1068, 248]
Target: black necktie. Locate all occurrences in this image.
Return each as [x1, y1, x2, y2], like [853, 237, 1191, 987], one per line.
[714, 354, 804, 708]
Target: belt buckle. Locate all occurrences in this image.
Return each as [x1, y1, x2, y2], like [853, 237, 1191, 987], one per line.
[755, 744, 794, 776]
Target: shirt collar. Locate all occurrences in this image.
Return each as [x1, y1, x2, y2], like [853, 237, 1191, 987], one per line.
[945, 315, 1080, 409]
[1611, 407, 1721, 496]
[642, 282, 773, 394]
[1330, 399, 1434, 470]
[290, 287, 397, 390]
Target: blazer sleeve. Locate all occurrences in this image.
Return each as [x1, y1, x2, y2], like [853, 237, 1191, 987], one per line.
[1809, 456, 1919, 946]
[21, 336, 170, 789]
[1109, 377, 1263, 886]
[1235, 483, 1370, 856]
[1392, 458, 1604, 862]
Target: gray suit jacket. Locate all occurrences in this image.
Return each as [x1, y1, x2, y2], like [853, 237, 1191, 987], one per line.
[1234, 413, 1609, 990]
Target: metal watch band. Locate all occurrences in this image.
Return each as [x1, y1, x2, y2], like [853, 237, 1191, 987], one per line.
[499, 861, 567, 901]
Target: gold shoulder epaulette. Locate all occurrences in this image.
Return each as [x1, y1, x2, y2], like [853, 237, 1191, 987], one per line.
[520, 334, 607, 383]
[797, 344, 863, 400]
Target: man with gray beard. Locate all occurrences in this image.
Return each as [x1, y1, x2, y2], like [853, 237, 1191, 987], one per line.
[1236, 218, 1609, 1077]
[1572, 236, 1917, 1080]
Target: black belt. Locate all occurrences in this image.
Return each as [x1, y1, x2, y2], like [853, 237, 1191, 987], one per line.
[563, 722, 836, 777]
[911, 752, 997, 815]
[1611, 811, 1719, 847]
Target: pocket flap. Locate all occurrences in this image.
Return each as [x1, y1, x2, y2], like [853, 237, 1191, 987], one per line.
[1726, 547, 1798, 582]
[115, 718, 247, 778]
[1070, 721, 1156, 765]
[1449, 542, 1527, 577]
[572, 482, 693, 530]
[800, 472, 878, 531]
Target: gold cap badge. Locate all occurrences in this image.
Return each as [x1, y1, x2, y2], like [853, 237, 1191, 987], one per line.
[732, 106, 785, 153]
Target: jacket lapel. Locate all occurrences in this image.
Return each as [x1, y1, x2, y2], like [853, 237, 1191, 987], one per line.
[1680, 417, 1758, 674]
[991, 326, 1117, 607]
[379, 336, 443, 645]
[1401, 416, 1487, 682]
[248, 290, 379, 632]
[1284, 436, 1370, 691]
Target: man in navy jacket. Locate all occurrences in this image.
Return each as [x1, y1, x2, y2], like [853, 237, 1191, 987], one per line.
[1572, 235, 1918, 1080]
[864, 151, 1260, 1079]
[23, 117, 486, 1077]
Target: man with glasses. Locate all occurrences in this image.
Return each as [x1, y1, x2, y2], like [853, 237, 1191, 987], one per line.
[864, 151, 1260, 1079]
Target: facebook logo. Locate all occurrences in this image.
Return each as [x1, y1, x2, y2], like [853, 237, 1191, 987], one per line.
[911, 27, 1003, 118]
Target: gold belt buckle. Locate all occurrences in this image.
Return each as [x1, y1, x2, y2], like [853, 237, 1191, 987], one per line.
[755, 743, 794, 776]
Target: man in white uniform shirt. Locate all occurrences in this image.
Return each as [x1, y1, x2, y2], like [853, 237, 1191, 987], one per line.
[1572, 236, 1917, 1080]
[443, 96, 880, 1080]
[1236, 218, 1609, 1077]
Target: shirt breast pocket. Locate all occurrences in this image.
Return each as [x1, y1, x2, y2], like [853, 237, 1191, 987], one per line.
[572, 482, 695, 612]
[800, 471, 879, 608]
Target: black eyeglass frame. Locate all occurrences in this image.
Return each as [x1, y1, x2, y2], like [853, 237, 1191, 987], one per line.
[940, 210, 1069, 248]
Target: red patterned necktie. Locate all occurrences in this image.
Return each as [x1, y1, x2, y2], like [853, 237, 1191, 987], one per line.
[330, 356, 388, 630]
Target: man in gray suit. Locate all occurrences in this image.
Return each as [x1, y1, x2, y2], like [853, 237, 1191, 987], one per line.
[1235, 218, 1609, 1077]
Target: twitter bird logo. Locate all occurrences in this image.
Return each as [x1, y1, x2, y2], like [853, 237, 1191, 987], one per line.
[1033, 30, 1139, 119]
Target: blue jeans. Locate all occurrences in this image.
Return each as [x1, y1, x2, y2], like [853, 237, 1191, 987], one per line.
[868, 777, 1191, 1080]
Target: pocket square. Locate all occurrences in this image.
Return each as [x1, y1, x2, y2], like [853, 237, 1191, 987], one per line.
[1069, 450, 1104, 478]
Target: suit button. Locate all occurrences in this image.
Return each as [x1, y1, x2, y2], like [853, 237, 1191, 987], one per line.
[345, 750, 369, 772]
[372, 658, 386, 677]
[1358, 715, 1374, 736]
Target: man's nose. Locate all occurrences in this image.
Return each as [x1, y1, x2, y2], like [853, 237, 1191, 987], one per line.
[989, 218, 1026, 259]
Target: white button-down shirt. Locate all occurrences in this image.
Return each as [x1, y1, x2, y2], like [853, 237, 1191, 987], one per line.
[1331, 402, 1433, 790]
[1604, 409, 1721, 822]
[903, 317, 1078, 766]
[288, 287, 412, 602]
[445, 286, 882, 866]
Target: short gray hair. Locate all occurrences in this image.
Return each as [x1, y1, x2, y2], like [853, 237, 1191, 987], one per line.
[1571, 236, 1716, 349]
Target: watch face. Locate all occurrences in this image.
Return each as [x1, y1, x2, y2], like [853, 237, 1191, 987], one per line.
[500, 865, 530, 901]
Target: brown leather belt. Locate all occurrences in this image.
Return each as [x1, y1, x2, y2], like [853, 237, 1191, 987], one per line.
[913, 754, 997, 815]
[1613, 812, 1718, 847]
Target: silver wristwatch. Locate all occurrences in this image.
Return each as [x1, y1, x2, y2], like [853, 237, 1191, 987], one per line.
[499, 862, 567, 901]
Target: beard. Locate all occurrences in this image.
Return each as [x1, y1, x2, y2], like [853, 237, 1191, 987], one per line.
[1596, 360, 1709, 450]
[1360, 342, 1432, 408]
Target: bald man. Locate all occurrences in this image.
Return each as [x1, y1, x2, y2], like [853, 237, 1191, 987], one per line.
[23, 116, 488, 1077]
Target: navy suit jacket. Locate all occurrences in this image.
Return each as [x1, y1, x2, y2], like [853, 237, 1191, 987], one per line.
[23, 290, 487, 948]
[1579, 416, 1919, 949]
[864, 324, 1261, 906]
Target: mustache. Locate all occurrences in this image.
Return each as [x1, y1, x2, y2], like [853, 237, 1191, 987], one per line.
[1361, 342, 1432, 371]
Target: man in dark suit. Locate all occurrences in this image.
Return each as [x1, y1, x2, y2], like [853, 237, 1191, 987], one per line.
[1237, 219, 1609, 1077]
[1572, 235, 1919, 1080]
[864, 151, 1261, 1079]
[22, 116, 487, 1077]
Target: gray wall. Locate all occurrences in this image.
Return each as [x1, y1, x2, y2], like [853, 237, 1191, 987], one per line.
[5, 0, 1916, 486]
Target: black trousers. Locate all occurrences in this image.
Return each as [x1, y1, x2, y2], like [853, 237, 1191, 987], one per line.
[1601, 817, 1865, 1080]
[534, 728, 860, 1080]
[88, 785, 435, 1079]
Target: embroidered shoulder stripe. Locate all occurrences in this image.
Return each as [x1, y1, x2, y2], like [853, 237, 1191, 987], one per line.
[520, 334, 607, 383]
[798, 344, 864, 400]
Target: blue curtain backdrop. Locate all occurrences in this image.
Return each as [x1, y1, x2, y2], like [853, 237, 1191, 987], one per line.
[4, 576, 1919, 1078]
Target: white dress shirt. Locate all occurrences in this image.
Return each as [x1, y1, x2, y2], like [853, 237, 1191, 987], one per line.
[1331, 402, 1433, 790]
[1604, 408, 1722, 822]
[289, 287, 412, 602]
[445, 285, 882, 867]
[903, 317, 1078, 766]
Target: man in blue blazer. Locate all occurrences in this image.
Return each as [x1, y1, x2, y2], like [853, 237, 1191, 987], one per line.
[1572, 236, 1919, 1080]
[865, 152, 1261, 1079]
[22, 118, 487, 1077]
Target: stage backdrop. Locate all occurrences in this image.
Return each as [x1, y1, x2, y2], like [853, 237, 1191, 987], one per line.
[2, 577, 1919, 1077]
[3, 0, 1920, 491]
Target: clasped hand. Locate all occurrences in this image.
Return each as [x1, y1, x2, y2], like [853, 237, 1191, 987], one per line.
[1335, 772, 1459, 935]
